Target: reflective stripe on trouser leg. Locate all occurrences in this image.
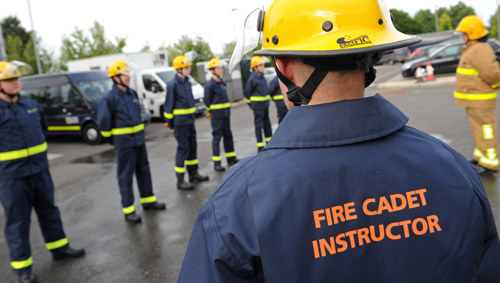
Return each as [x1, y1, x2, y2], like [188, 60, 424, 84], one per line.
[466, 107, 499, 170]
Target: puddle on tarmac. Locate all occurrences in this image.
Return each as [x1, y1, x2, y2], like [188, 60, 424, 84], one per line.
[72, 149, 115, 164]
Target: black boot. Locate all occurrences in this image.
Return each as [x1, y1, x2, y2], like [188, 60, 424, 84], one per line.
[124, 211, 142, 223]
[227, 158, 240, 167]
[177, 179, 195, 190]
[189, 172, 209, 183]
[214, 165, 226, 172]
[143, 202, 166, 210]
[17, 272, 36, 283]
[52, 247, 86, 260]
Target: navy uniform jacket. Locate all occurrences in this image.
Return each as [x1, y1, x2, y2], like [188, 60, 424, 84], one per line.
[98, 85, 145, 149]
[0, 97, 48, 180]
[269, 76, 286, 109]
[204, 78, 230, 119]
[164, 75, 195, 127]
[244, 72, 270, 109]
[179, 94, 500, 282]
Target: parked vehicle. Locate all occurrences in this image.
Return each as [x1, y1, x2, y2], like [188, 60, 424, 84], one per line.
[406, 44, 445, 61]
[378, 47, 408, 64]
[401, 39, 500, 78]
[20, 71, 112, 145]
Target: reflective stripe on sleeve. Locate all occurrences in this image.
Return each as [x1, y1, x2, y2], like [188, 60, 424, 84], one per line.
[272, 95, 284, 100]
[250, 95, 271, 101]
[456, 67, 479, 76]
[111, 124, 144, 135]
[164, 112, 174, 119]
[173, 107, 196, 115]
[0, 142, 48, 162]
[207, 103, 230, 110]
[48, 126, 81, 131]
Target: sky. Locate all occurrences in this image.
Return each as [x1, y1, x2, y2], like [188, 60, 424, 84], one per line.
[0, 0, 497, 57]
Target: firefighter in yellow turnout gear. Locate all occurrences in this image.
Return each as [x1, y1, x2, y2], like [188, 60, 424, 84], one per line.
[455, 15, 500, 172]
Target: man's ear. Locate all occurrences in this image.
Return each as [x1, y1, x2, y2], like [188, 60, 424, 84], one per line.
[275, 57, 294, 83]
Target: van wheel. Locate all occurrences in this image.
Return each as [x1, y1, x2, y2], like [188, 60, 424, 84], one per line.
[82, 123, 103, 145]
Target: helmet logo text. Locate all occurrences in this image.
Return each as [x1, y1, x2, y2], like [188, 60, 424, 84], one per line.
[337, 35, 372, 49]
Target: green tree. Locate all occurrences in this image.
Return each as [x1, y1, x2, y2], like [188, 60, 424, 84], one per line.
[490, 7, 500, 40]
[390, 9, 422, 34]
[448, 1, 476, 28]
[414, 9, 437, 33]
[60, 21, 126, 70]
[439, 12, 453, 31]
[160, 35, 214, 80]
[221, 41, 236, 58]
[1, 16, 30, 46]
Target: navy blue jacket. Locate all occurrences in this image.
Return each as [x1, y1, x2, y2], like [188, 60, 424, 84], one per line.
[0, 96, 48, 180]
[244, 72, 270, 109]
[179, 94, 500, 282]
[164, 75, 195, 127]
[98, 85, 145, 149]
[269, 76, 286, 109]
[204, 78, 230, 119]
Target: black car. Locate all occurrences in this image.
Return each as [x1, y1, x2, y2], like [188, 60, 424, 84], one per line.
[401, 39, 500, 78]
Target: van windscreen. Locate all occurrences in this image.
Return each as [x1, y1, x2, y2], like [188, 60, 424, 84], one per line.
[155, 70, 176, 84]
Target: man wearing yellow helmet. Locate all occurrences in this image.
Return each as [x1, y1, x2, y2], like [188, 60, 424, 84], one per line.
[245, 56, 273, 152]
[179, 1, 500, 281]
[0, 62, 85, 283]
[164, 55, 209, 190]
[204, 58, 239, 171]
[454, 15, 500, 174]
[98, 61, 166, 224]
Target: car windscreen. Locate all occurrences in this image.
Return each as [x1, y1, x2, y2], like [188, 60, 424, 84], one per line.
[156, 70, 177, 84]
[74, 78, 112, 102]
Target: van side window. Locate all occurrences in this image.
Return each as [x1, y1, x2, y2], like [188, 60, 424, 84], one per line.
[23, 85, 60, 108]
[143, 74, 157, 91]
[61, 84, 81, 106]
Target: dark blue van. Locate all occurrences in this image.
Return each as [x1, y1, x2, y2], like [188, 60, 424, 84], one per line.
[20, 71, 111, 145]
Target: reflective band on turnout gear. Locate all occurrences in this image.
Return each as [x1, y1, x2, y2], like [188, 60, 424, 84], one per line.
[122, 205, 135, 214]
[141, 195, 157, 204]
[45, 238, 68, 250]
[48, 126, 81, 131]
[225, 152, 236, 158]
[0, 142, 47, 162]
[492, 82, 500, 88]
[257, 142, 265, 148]
[272, 95, 284, 100]
[10, 256, 32, 270]
[207, 103, 230, 111]
[101, 124, 144, 137]
[164, 107, 196, 119]
[175, 166, 186, 173]
[483, 124, 494, 139]
[250, 95, 271, 101]
[185, 159, 198, 166]
[213, 156, 222, 161]
[474, 148, 499, 167]
[456, 67, 479, 76]
[454, 92, 497, 100]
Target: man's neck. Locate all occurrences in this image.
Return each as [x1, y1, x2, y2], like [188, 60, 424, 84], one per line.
[116, 84, 128, 93]
[0, 92, 18, 103]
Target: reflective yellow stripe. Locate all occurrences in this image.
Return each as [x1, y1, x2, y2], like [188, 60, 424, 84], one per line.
[212, 156, 221, 161]
[246, 98, 251, 104]
[493, 82, 500, 88]
[185, 159, 198, 166]
[250, 95, 271, 101]
[225, 152, 236, 158]
[272, 95, 284, 100]
[175, 166, 185, 173]
[11, 257, 32, 270]
[0, 142, 48, 162]
[111, 124, 144, 135]
[46, 238, 68, 250]
[483, 124, 494, 139]
[474, 148, 483, 159]
[265, 137, 272, 142]
[164, 112, 174, 119]
[454, 91, 497, 100]
[474, 148, 499, 166]
[101, 131, 111, 137]
[208, 103, 230, 110]
[122, 205, 135, 214]
[257, 142, 265, 148]
[456, 67, 479, 76]
[48, 126, 81, 131]
[173, 107, 196, 115]
[140, 195, 157, 204]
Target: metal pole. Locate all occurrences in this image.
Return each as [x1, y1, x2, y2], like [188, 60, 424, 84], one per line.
[27, 0, 42, 74]
[435, 6, 439, 32]
[497, 0, 500, 40]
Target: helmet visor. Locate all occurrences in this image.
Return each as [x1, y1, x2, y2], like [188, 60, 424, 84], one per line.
[229, 8, 263, 73]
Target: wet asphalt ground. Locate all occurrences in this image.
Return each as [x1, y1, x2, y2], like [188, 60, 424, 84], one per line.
[0, 65, 499, 282]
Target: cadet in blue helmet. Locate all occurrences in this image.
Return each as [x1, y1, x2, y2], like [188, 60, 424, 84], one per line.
[0, 62, 85, 283]
[179, 0, 500, 281]
[98, 61, 166, 224]
[204, 58, 240, 172]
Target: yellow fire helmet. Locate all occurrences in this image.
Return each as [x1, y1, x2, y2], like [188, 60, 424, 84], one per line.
[456, 15, 489, 40]
[0, 61, 21, 81]
[108, 61, 130, 77]
[208, 58, 223, 69]
[173, 55, 192, 69]
[250, 56, 265, 68]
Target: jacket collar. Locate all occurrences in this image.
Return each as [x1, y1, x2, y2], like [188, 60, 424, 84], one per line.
[0, 95, 27, 107]
[266, 94, 408, 149]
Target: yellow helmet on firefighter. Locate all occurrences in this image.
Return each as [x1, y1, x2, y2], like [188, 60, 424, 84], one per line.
[208, 58, 223, 69]
[108, 61, 130, 77]
[250, 56, 265, 68]
[456, 15, 488, 40]
[0, 62, 21, 81]
[254, 0, 420, 57]
[173, 55, 191, 69]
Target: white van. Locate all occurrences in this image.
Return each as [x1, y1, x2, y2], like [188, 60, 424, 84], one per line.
[131, 66, 206, 118]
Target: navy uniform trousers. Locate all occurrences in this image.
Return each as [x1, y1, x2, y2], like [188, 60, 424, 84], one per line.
[253, 108, 273, 150]
[211, 117, 235, 167]
[174, 125, 198, 180]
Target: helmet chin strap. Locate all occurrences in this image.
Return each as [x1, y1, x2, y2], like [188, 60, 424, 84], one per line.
[273, 53, 380, 106]
[114, 76, 129, 92]
[0, 88, 20, 113]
